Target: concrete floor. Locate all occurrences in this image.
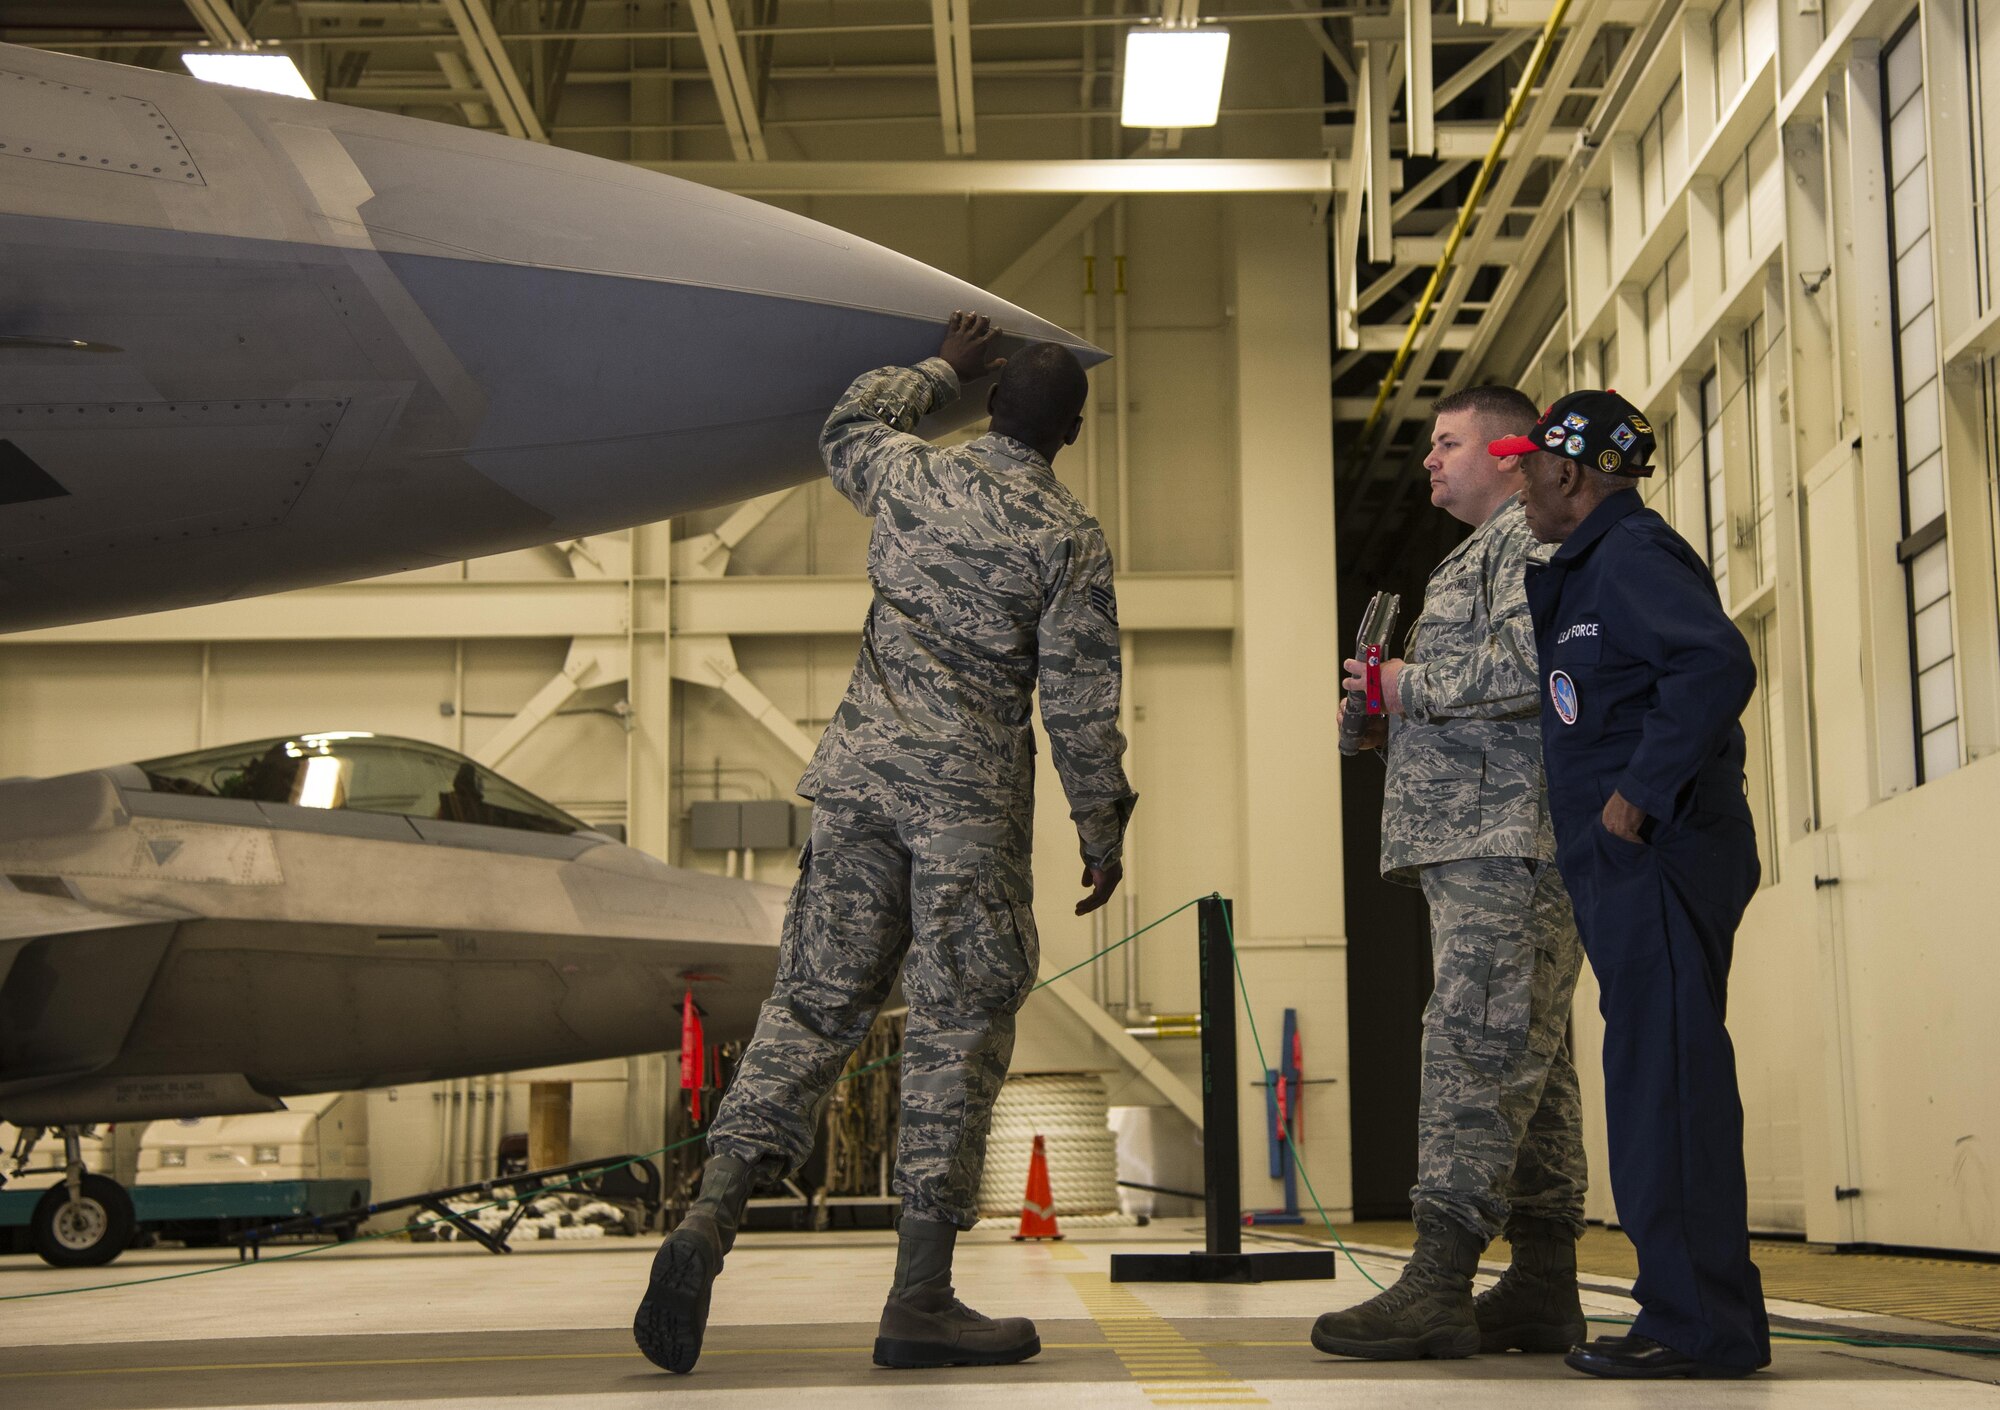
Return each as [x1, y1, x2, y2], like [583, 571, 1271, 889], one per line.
[3, 1222, 1998, 1408]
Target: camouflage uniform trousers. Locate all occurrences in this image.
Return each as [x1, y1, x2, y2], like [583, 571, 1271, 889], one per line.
[705, 779, 1038, 1230]
[1413, 855, 1587, 1242]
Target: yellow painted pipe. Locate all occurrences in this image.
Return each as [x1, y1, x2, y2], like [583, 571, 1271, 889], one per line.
[1357, 0, 1577, 450]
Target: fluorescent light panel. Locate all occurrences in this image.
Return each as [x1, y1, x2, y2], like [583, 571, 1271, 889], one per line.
[182, 51, 315, 100]
[1120, 28, 1230, 129]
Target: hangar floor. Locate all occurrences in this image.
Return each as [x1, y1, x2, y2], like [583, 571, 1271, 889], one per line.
[4, 1223, 1998, 1409]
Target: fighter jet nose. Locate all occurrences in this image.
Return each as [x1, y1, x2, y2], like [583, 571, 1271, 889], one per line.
[300, 117, 1097, 518]
[0, 44, 1110, 628]
[322, 117, 1090, 363]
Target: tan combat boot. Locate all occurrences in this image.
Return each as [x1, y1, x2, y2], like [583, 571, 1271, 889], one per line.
[633, 1154, 755, 1374]
[1473, 1214, 1588, 1353]
[873, 1217, 1041, 1368]
[1310, 1208, 1484, 1360]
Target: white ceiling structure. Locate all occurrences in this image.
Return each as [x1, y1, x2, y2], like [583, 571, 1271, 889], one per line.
[2, 0, 1667, 572]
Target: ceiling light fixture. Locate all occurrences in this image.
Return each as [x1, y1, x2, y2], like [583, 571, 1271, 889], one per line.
[181, 50, 316, 101]
[1120, 27, 1231, 129]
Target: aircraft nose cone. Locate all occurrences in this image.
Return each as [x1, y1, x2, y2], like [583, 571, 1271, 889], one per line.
[315, 117, 1101, 518]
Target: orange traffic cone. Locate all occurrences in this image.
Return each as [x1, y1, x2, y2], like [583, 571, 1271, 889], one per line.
[1012, 1133, 1064, 1241]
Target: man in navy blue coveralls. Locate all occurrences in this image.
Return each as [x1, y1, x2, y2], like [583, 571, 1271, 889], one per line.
[1493, 389, 1770, 1380]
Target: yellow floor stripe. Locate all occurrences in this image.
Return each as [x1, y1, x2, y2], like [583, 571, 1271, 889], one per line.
[2, 1343, 1262, 1383]
[1067, 1272, 1268, 1408]
[1328, 1220, 2000, 1333]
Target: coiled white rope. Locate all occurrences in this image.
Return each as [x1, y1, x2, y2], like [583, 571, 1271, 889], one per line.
[974, 1073, 1129, 1221]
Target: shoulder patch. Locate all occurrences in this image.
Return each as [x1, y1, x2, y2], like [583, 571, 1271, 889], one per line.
[1088, 583, 1119, 626]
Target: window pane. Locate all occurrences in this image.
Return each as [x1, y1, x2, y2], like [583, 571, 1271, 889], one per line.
[1662, 82, 1687, 193]
[1749, 118, 1783, 249]
[1641, 121, 1662, 224]
[1915, 595, 1954, 669]
[1902, 376, 1942, 465]
[1745, 0, 1778, 69]
[1894, 160, 1932, 257]
[1918, 658, 1958, 731]
[1906, 451, 1946, 527]
[1716, 0, 1745, 101]
[1889, 95, 1928, 185]
[1668, 240, 1693, 351]
[1886, 26, 1924, 114]
[1923, 720, 1961, 780]
[1899, 304, 1938, 389]
[1647, 270, 1669, 377]
[1897, 231, 1934, 320]
[1911, 537, 1951, 608]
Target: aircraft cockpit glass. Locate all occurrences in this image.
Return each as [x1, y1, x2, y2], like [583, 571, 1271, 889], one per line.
[139, 734, 584, 835]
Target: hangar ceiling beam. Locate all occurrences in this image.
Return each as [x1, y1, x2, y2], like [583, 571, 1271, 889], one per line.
[2, 574, 1236, 644]
[988, 194, 1118, 301]
[1350, 0, 1611, 543]
[474, 636, 627, 770]
[688, 0, 770, 162]
[929, 0, 977, 156]
[672, 635, 815, 764]
[1405, 0, 1436, 157]
[1285, 0, 1357, 90]
[673, 488, 802, 580]
[1431, 29, 1535, 111]
[641, 158, 1333, 194]
[432, 49, 495, 128]
[439, 0, 548, 142]
[183, 0, 254, 48]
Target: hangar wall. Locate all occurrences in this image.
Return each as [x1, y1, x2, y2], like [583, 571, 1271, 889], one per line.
[1510, 0, 2000, 1253]
[0, 22, 1351, 1219]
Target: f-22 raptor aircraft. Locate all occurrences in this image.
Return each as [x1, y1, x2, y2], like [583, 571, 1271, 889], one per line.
[0, 41, 1098, 1265]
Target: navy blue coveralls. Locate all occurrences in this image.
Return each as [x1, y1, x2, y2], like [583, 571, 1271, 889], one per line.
[1524, 490, 1770, 1371]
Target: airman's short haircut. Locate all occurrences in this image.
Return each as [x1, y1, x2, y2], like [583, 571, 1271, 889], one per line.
[1431, 384, 1539, 438]
[990, 342, 1089, 445]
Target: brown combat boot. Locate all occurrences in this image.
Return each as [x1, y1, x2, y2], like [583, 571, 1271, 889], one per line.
[873, 1217, 1041, 1368]
[1474, 1214, 1588, 1353]
[633, 1155, 755, 1374]
[1310, 1208, 1484, 1360]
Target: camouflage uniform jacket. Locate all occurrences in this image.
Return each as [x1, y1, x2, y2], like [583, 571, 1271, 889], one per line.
[1381, 495, 1555, 883]
[799, 358, 1137, 867]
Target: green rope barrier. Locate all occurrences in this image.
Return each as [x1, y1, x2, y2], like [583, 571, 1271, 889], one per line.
[0, 896, 1209, 1304]
[1214, 895, 2000, 1357]
[9, 887, 1999, 1363]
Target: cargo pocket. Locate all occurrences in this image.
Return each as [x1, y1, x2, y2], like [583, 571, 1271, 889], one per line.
[1403, 748, 1484, 829]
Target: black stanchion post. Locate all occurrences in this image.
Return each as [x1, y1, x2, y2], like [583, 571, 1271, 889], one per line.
[1110, 896, 1334, 1284]
[1201, 895, 1241, 1258]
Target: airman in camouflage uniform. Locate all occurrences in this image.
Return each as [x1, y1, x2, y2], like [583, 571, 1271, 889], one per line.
[1312, 387, 1589, 1363]
[635, 314, 1135, 1377]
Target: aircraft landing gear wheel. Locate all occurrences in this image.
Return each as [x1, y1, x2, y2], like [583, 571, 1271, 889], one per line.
[31, 1175, 136, 1268]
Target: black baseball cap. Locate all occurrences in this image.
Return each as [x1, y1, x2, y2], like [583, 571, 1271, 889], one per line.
[1488, 389, 1657, 477]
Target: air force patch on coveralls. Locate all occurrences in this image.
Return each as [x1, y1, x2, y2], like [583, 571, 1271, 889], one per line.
[1549, 669, 1579, 725]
